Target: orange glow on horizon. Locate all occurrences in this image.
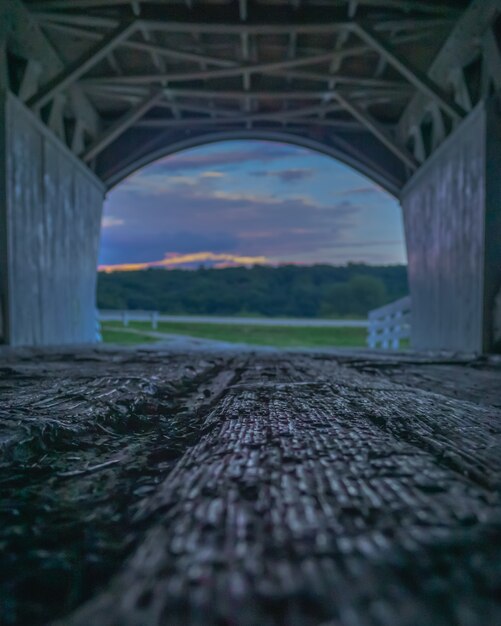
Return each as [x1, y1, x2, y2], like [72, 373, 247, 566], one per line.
[98, 252, 270, 273]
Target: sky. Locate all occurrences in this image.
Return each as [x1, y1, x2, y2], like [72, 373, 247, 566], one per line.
[99, 140, 407, 271]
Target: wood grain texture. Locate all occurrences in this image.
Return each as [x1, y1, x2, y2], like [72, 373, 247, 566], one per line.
[1, 93, 104, 346]
[0, 346, 500, 625]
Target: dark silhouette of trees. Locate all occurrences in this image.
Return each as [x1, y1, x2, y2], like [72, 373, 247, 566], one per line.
[97, 264, 408, 318]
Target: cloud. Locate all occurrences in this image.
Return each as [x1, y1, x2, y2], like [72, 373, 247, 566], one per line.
[99, 252, 269, 273]
[210, 190, 282, 204]
[121, 174, 199, 196]
[99, 230, 240, 265]
[237, 230, 276, 240]
[148, 142, 300, 174]
[102, 216, 124, 228]
[200, 171, 226, 178]
[334, 185, 387, 197]
[100, 178, 363, 266]
[119, 170, 225, 197]
[100, 140, 405, 267]
[325, 240, 404, 249]
[250, 168, 314, 183]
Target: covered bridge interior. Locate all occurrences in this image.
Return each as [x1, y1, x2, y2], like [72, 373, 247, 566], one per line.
[1, 4, 501, 626]
[0, 0, 501, 351]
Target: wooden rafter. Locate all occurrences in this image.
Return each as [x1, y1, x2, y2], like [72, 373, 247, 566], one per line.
[81, 71, 410, 90]
[6, 0, 493, 190]
[29, 0, 461, 13]
[78, 51, 380, 84]
[28, 19, 138, 109]
[82, 86, 164, 161]
[39, 21, 240, 68]
[83, 87, 400, 101]
[32, 13, 451, 34]
[3, 0, 100, 141]
[39, 19, 434, 64]
[483, 27, 501, 92]
[333, 91, 419, 170]
[136, 102, 349, 126]
[83, 83, 406, 110]
[353, 23, 466, 121]
[135, 118, 369, 130]
[398, 0, 501, 143]
[18, 60, 43, 101]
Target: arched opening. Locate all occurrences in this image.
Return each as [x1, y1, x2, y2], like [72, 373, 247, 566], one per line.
[104, 131, 404, 196]
[98, 140, 408, 349]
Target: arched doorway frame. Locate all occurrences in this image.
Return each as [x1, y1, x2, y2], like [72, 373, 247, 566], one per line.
[104, 130, 401, 197]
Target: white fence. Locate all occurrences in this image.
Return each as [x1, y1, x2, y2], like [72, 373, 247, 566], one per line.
[98, 311, 370, 328]
[99, 309, 159, 329]
[367, 296, 411, 350]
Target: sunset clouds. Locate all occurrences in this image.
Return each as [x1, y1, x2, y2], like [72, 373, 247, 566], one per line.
[100, 140, 406, 267]
[99, 252, 269, 273]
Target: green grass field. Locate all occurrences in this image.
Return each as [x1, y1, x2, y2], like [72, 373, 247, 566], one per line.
[101, 327, 159, 345]
[101, 321, 367, 348]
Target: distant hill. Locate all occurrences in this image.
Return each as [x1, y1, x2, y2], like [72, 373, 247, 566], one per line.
[97, 264, 408, 318]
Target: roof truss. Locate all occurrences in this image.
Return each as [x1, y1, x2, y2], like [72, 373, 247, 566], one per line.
[3, 0, 492, 190]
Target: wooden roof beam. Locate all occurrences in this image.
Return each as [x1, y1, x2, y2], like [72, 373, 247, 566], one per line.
[80, 69, 410, 89]
[83, 85, 401, 116]
[353, 22, 467, 121]
[32, 11, 455, 33]
[483, 26, 501, 92]
[398, 0, 501, 141]
[82, 54, 348, 85]
[348, 1, 358, 19]
[82, 86, 164, 161]
[30, 0, 461, 15]
[333, 90, 419, 170]
[79, 51, 357, 85]
[85, 83, 410, 104]
[3, 0, 100, 140]
[33, 15, 353, 34]
[134, 102, 351, 126]
[28, 19, 138, 109]
[118, 89, 328, 100]
[88, 89, 242, 118]
[39, 21, 240, 68]
[239, 0, 248, 22]
[349, 0, 461, 15]
[106, 51, 123, 76]
[139, 24, 165, 72]
[135, 118, 368, 130]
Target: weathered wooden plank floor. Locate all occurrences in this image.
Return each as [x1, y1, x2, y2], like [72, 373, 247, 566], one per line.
[1, 347, 500, 625]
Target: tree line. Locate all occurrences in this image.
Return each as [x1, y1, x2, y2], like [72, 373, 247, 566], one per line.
[97, 264, 408, 318]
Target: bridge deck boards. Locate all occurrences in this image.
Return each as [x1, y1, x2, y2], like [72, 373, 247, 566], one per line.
[0, 348, 500, 625]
